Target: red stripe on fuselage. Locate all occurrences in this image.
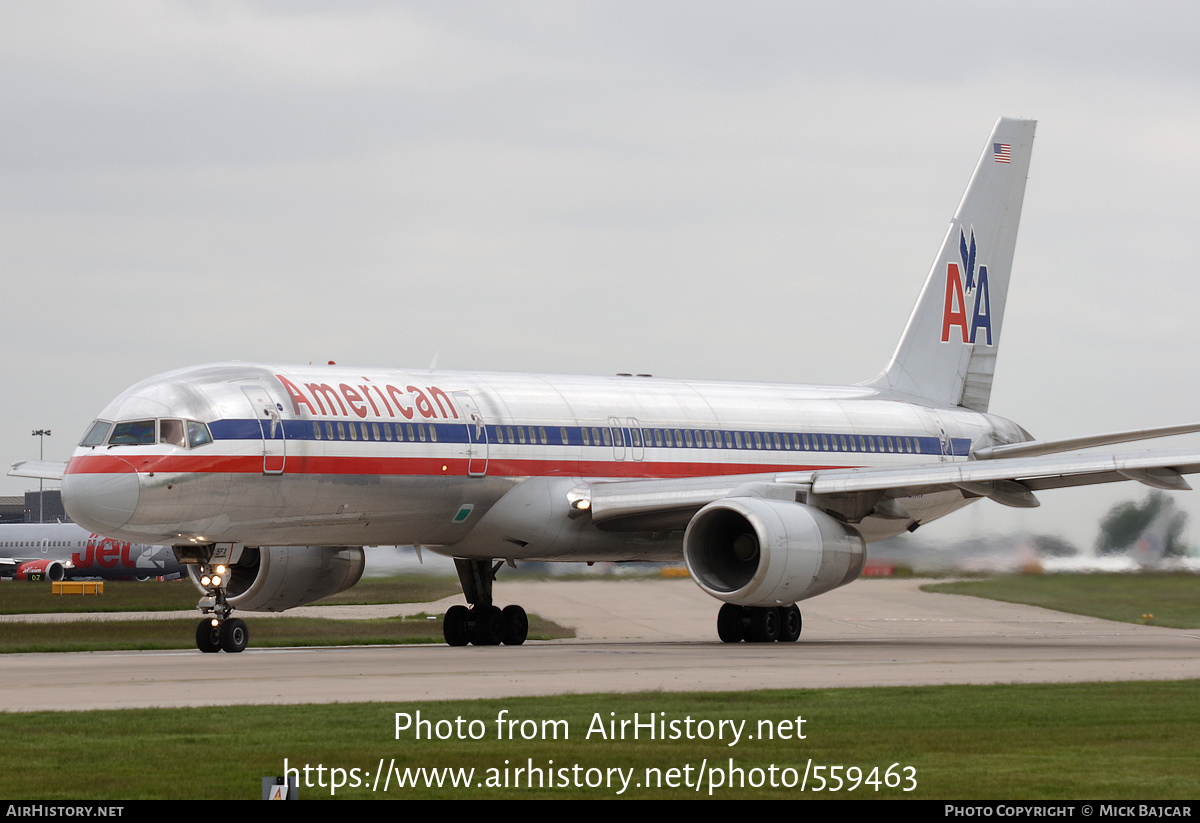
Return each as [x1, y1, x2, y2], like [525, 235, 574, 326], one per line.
[65, 452, 849, 479]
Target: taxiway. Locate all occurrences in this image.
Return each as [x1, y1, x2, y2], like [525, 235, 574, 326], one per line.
[3, 578, 1198, 712]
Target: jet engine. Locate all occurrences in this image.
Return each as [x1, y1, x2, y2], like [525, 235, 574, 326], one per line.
[13, 559, 68, 582]
[187, 546, 365, 611]
[683, 498, 864, 607]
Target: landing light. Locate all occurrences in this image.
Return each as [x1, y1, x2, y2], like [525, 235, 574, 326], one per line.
[215, 564, 227, 575]
[572, 499, 591, 511]
[200, 575, 211, 587]
[211, 575, 222, 587]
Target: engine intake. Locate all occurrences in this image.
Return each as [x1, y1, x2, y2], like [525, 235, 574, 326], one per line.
[187, 546, 365, 611]
[683, 498, 864, 607]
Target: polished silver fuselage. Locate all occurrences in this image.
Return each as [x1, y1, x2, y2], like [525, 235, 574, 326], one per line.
[61, 362, 1029, 560]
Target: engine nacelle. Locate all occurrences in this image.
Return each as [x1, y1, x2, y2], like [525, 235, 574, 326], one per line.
[683, 498, 864, 607]
[14, 559, 68, 582]
[187, 546, 365, 611]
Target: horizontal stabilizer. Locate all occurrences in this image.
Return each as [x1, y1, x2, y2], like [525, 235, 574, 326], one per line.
[9, 460, 67, 481]
[975, 422, 1200, 459]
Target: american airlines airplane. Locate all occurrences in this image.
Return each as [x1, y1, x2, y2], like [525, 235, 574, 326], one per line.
[12, 117, 1200, 653]
[0, 522, 183, 581]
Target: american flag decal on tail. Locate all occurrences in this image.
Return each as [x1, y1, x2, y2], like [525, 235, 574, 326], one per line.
[993, 143, 1011, 163]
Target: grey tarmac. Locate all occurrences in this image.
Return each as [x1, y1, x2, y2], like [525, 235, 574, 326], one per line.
[3, 578, 1198, 712]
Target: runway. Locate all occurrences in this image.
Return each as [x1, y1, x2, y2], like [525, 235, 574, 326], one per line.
[4, 578, 1200, 712]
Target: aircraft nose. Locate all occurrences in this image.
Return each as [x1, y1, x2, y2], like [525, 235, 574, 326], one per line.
[62, 459, 141, 533]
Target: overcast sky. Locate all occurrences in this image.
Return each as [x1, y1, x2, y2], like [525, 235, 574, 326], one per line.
[2, 1, 1199, 551]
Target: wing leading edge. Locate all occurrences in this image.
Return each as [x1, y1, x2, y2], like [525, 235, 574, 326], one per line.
[575, 446, 1200, 534]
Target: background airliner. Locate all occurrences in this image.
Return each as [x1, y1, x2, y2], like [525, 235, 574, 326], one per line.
[0, 522, 183, 581]
[13, 117, 1200, 653]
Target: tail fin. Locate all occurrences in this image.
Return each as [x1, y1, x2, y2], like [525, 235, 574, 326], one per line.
[868, 117, 1036, 411]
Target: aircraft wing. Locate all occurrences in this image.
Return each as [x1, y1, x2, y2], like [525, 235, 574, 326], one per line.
[579, 446, 1200, 530]
[9, 461, 67, 481]
[799, 447, 1200, 496]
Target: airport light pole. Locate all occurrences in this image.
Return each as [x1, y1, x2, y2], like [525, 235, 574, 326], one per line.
[31, 429, 50, 523]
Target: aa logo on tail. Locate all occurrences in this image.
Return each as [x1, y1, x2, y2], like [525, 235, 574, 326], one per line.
[940, 229, 993, 345]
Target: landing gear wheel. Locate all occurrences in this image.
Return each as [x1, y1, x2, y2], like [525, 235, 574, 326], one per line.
[196, 619, 222, 653]
[471, 605, 505, 646]
[717, 603, 745, 643]
[501, 604, 528, 646]
[748, 607, 780, 643]
[444, 605, 471, 647]
[220, 618, 249, 653]
[777, 605, 802, 642]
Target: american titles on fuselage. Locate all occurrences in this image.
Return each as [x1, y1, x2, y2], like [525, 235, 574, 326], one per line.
[275, 374, 459, 421]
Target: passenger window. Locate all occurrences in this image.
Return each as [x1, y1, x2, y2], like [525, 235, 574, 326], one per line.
[349, 424, 358, 441]
[419, 425, 427, 442]
[337, 422, 346, 441]
[430, 425, 438, 442]
[313, 422, 322, 441]
[372, 423, 381, 441]
[559, 427, 568, 444]
[581, 428, 590, 446]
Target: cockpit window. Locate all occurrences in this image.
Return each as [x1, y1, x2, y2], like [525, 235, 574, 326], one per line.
[187, 421, 213, 448]
[80, 420, 111, 447]
[160, 419, 186, 448]
[109, 420, 156, 446]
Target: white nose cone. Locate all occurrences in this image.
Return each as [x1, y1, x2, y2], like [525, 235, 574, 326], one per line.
[62, 460, 140, 533]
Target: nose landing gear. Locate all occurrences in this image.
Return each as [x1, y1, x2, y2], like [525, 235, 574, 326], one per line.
[193, 557, 249, 653]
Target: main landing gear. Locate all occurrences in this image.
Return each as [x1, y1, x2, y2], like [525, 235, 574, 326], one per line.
[716, 603, 802, 643]
[443, 558, 528, 647]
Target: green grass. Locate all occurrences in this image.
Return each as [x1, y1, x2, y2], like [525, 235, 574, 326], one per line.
[0, 574, 462, 614]
[3, 681, 1198, 799]
[0, 613, 571, 653]
[923, 572, 1200, 628]
[0, 574, 570, 651]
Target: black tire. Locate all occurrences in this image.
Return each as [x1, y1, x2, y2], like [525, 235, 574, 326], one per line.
[748, 607, 780, 642]
[717, 603, 745, 643]
[471, 605, 505, 646]
[444, 605, 471, 646]
[501, 605, 528, 646]
[777, 605, 802, 642]
[196, 619, 222, 653]
[220, 618, 249, 653]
